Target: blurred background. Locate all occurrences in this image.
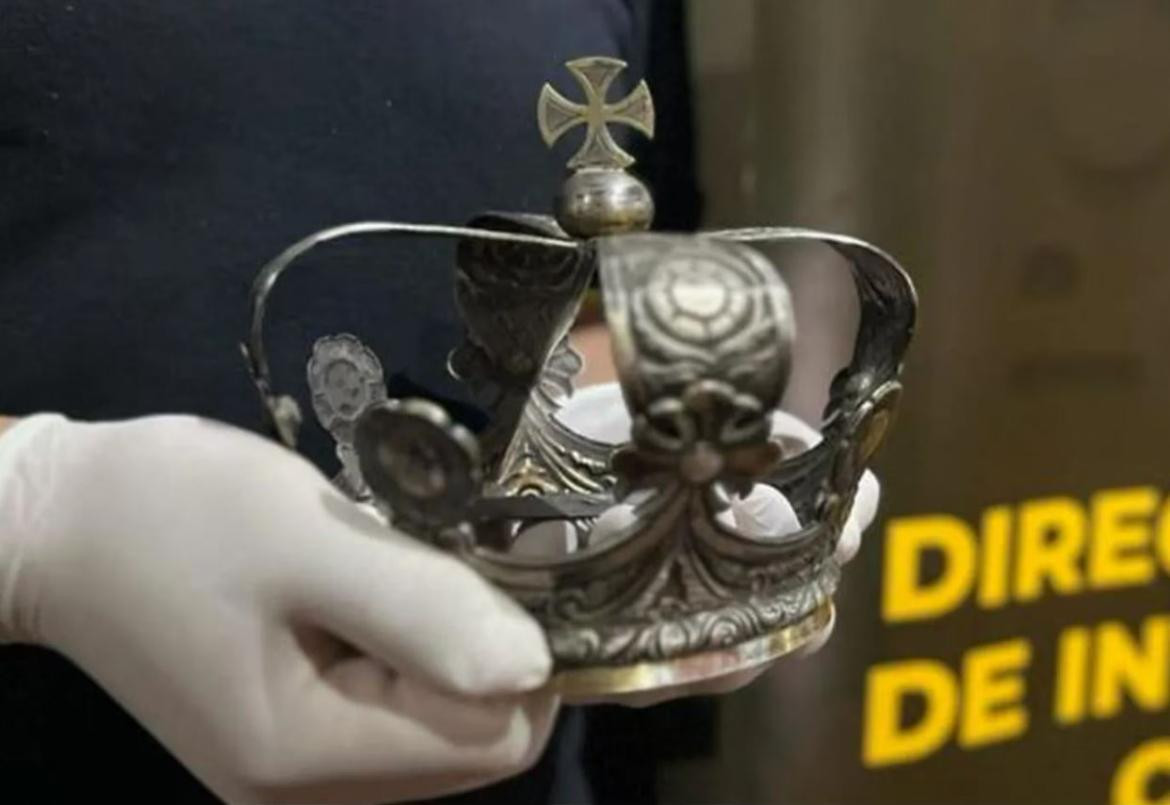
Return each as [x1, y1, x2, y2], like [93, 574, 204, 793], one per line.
[575, 1, 1170, 802]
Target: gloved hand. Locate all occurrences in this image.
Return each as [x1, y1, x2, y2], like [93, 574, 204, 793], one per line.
[0, 414, 557, 805]
[557, 382, 880, 705]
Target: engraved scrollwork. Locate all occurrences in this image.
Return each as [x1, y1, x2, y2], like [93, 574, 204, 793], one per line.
[604, 236, 794, 413]
[451, 214, 615, 498]
[601, 236, 794, 508]
[546, 563, 836, 667]
[495, 336, 616, 497]
[450, 214, 595, 469]
[244, 210, 915, 679]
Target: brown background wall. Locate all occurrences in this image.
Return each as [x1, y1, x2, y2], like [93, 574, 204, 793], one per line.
[665, 1, 1170, 802]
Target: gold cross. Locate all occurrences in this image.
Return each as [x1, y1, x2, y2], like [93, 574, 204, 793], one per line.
[538, 56, 655, 170]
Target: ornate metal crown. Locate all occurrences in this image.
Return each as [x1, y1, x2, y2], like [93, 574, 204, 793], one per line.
[241, 57, 916, 699]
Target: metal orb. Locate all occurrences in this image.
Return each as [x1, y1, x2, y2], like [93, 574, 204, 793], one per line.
[555, 168, 654, 238]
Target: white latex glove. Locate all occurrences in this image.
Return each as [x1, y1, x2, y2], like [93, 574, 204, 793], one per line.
[555, 383, 880, 705]
[0, 414, 557, 804]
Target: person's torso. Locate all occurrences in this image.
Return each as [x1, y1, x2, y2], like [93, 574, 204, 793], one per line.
[0, 3, 642, 800]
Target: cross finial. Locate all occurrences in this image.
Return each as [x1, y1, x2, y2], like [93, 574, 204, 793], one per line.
[538, 56, 655, 170]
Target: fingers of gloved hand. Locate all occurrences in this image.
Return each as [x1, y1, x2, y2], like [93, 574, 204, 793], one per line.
[557, 383, 832, 458]
[796, 604, 836, 656]
[728, 484, 801, 538]
[769, 409, 823, 449]
[510, 521, 579, 558]
[218, 659, 558, 805]
[588, 501, 639, 548]
[555, 382, 630, 443]
[835, 517, 862, 565]
[316, 668, 557, 791]
[833, 471, 881, 564]
[287, 498, 551, 698]
[853, 470, 881, 531]
[590, 485, 800, 549]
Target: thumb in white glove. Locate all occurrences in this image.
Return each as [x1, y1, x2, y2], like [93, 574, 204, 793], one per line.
[0, 414, 557, 804]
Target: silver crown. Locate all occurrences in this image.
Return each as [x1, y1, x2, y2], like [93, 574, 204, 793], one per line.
[240, 57, 916, 699]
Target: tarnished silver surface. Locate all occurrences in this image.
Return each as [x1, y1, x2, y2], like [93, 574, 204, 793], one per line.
[240, 220, 578, 451]
[448, 212, 596, 477]
[449, 213, 614, 497]
[306, 334, 387, 498]
[603, 235, 793, 495]
[555, 168, 655, 240]
[537, 56, 654, 170]
[540, 56, 656, 238]
[241, 56, 917, 688]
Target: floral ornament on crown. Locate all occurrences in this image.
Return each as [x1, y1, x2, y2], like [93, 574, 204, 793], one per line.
[612, 378, 783, 498]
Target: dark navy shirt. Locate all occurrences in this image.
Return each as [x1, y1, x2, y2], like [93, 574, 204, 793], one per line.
[0, 0, 649, 423]
[0, 2, 699, 801]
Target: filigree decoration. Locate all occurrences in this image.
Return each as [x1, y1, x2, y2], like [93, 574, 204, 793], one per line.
[538, 336, 584, 405]
[307, 334, 387, 439]
[496, 337, 615, 497]
[241, 57, 917, 688]
[547, 563, 838, 666]
[449, 214, 595, 472]
[247, 224, 913, 675]
[306, 334, 387, 498]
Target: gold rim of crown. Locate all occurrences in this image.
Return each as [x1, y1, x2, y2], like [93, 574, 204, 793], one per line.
[552, 601, 833, 701]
